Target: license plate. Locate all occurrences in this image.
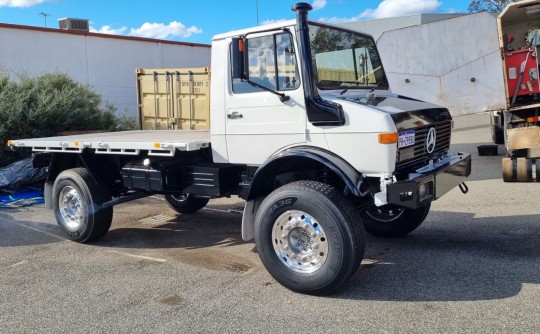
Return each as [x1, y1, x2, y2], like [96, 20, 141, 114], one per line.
[399, 147, 415, 161]
[398, 130, 415, 148]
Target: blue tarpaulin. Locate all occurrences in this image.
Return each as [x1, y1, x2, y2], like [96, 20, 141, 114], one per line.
[0, 158, 48, 189]
[0, 158, 47, 208]
[0, 189, 45, 208]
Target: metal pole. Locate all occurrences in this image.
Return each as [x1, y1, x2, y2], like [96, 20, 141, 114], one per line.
[165, 72, 171, 130]
[256, 0, 259, 26]
[188, 71, 193, 130]
[175, 72, 181, 130]
[38, 12, 51, 28]
[153, 72, 158, 130]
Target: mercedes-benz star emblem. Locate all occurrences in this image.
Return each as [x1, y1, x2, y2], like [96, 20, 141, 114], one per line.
[426, 127, 436, 153]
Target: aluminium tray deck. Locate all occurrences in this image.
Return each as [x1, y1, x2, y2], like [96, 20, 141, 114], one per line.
[8, 130, 211, 157]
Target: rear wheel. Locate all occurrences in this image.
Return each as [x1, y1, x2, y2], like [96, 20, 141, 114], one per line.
[164, 193, 209, 214]
[255, 181, 365, 295]
[361, 203, 431, 237]
[53, 168, 113, 243]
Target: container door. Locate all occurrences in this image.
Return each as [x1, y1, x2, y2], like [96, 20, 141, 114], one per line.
[225, 32, 306, 165]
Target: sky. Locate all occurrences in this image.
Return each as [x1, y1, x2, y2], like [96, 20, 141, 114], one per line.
[0, 0, 473, 44]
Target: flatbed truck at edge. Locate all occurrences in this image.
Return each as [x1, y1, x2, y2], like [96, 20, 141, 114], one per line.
[8, 3, 471, 295]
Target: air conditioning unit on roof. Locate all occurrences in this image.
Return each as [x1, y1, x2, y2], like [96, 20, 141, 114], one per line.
[58, 18, 89, 32]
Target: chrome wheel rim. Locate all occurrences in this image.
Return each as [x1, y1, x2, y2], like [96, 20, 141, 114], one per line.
[271, 210, 329, 274]
[365, 205, 404, 222]
[58, 186, 85, 231]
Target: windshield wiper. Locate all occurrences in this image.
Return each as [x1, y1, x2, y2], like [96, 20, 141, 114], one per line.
[245, 80, 290, 103]
[341, 81, 385, 95]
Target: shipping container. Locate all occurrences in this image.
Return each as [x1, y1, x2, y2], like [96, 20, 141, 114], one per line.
[136, 67, 211, 130]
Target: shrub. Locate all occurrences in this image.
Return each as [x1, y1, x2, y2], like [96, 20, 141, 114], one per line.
[0, 71, 137, 166]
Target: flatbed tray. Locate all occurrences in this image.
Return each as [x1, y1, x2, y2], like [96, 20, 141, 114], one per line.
[8, 130, 211, 157]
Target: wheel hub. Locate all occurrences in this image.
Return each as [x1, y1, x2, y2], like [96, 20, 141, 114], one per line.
[58, 186, 85, 231]
[272, 210, 328, 273]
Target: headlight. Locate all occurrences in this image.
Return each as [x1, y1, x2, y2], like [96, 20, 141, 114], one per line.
[419, 181, 432, 201]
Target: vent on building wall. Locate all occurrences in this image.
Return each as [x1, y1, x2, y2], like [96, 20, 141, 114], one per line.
[58, 18, 89, 32]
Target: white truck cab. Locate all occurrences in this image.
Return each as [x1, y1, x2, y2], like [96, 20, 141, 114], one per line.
[8, 2, 471, 295]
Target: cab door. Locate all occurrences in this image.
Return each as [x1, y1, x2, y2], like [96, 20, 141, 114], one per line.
[225, 32, 306, 165]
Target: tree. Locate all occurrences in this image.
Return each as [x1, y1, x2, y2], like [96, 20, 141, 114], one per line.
[468, 0, 520, 13]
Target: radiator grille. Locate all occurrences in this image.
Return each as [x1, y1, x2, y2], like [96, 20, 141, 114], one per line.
[396, 120, 452, 170]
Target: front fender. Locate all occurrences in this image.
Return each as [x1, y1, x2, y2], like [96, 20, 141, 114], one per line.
[246, 145, 364, 201]
[241, 146, 366, 241]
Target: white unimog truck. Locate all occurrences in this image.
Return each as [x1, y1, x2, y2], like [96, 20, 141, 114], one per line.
[8, 3, 471, 295]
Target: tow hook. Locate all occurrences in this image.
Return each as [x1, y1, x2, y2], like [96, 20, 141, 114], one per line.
[459, 182, 469, 194]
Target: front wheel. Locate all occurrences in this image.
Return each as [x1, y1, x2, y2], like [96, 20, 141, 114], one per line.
[52, 168, 113, 243]
[360, 203, 431, 237]
[254, 181, 365, 295]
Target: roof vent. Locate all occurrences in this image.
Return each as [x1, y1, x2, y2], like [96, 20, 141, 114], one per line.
[58, 18, 89, 32]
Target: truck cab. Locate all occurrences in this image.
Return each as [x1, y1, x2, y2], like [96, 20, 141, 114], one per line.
[210, 4, 469, 218]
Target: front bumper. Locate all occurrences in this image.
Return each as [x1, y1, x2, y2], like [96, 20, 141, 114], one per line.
[386, 152, 472, 209]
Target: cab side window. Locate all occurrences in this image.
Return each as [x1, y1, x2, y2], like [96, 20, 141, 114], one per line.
[232, 32, 299, 94]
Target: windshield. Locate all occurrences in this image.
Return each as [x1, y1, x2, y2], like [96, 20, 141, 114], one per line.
[308, 23, 389, 90]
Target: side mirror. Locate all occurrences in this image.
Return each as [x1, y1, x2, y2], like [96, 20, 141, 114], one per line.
[231, 37, 249, 80]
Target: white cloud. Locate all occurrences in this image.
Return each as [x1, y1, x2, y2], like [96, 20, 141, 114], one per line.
[90, 25, 127, 35]
[320, 0, 442, 23]
[312, 0, 327, 11]
[128, 21, 202, 39]
[0, 0, 49, 7]
[260, 18, 288, 26]
[319, 16, 359, 24]
[359, 0, 442, 19]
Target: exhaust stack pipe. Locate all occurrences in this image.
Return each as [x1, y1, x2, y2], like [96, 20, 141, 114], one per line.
[292, 2, 345, 126]
[292, 3, 315, 98]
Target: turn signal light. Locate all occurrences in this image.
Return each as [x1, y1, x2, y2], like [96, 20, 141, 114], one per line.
[238, 39, 244, 52]
[378, 132, 398, 144]
[7, 140, 13, 146]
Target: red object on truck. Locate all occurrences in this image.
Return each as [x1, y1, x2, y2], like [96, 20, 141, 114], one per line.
[504, 48, 540, 98]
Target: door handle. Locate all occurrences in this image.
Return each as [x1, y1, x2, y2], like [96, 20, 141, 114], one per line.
[227, 112, 243, 119]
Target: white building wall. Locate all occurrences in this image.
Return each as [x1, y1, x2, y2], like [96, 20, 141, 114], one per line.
[375, 12, 506, 115]
[340, 14, 465, 41]
[0, 25, 211, 117]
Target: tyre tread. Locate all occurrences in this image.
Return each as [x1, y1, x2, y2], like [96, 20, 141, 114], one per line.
[256, 180, 365, 295]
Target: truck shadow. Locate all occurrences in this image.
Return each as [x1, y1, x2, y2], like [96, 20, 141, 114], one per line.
[94, 202, 256, 273]
[96, 206, 246, 250]
[340, 210, 540, 301]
